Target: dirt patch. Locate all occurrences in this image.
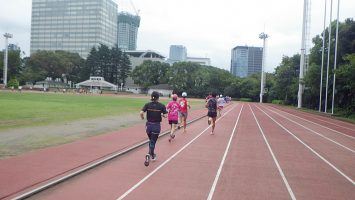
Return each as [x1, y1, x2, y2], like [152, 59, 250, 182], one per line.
[0, 113, 142, 159]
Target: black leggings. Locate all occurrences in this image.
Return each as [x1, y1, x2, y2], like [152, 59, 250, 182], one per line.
[147, 133, 159, 156]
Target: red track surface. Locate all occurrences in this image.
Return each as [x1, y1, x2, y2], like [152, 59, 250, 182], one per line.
[1, 103, 354, 200]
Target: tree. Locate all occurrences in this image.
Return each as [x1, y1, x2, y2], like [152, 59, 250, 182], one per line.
[131, 60, 170, 89]
[0, 50, 23, 83]
[119, 52, 132, 86]
[272, 55, 300, 104]
[335, 54, 355, 116]
[22, 50, 84, 83]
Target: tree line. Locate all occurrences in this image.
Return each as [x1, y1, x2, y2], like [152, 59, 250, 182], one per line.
[1, 18, 354, 117]
[0, 44, 131, 87]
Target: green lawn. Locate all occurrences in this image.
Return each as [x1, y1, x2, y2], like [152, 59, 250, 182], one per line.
[0, 91, 204, 130]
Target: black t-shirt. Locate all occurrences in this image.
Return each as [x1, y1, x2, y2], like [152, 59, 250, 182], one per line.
[142, 101, 167, 122]
[207, 98, 217, 113]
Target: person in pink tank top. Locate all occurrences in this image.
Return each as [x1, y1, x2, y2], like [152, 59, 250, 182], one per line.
[179, 92, 190, 133]
[166, 94, 181, 142]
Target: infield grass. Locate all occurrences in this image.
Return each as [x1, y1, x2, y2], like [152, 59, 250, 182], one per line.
[0, 91, 204, 130]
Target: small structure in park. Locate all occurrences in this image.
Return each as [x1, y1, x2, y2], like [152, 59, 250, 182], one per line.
[34, 77, 69, 91]
[75, 77, 117, 93]
[147, 84, 173, 97]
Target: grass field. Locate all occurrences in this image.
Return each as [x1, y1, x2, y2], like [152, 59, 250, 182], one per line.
[0, 91, 204, 130]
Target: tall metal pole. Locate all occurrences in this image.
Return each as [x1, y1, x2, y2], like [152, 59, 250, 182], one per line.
[331, 0, 340, 114]
[259, 32, 268, 103]
[319, 0, 327, 112]
[325, 0, 333, 113]
[3, 33, 13, 86]
[297, 0, 308, 108]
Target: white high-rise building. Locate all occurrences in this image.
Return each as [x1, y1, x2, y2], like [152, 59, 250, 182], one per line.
[230, 46, 263, 77]
[30, 0, 118, 58]
[117, 12, 140, 50]
[168, 45, 187, 63]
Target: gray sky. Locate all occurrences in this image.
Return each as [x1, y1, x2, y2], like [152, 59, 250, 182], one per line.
[1, 0, 354, 72]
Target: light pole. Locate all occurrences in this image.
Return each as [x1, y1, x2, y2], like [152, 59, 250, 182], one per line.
[3, 33, 13, 86]
[331, 0, 340, 114]
[259, 32, 268, 103]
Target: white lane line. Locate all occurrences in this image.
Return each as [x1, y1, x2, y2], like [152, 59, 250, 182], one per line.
[207, 104, 244, 200]
[258, 105, 355, 154]
[256, 105, 355, 185]
[116, 104, 239, 200]
[249, 105, 296, 200]
[267, 105, 355, 140]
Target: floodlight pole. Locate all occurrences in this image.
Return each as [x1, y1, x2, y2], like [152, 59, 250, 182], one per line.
[3, 33, 13, 86]
[297, 0, 308, 109]
[259, 32, 268, 103]
[319, 0, 327, 112]
[325, 0, 333, 112]
[331, 0, 340, 114]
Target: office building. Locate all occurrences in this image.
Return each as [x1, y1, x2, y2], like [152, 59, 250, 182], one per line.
[30, 0, 118, 58]
[117, 12, 140, 50]
[230, 46, 263, 77]
[186, 57, 211, 66]
[168, 45, 187, 63]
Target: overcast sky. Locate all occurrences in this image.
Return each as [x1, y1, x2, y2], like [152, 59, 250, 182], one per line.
[1, 0, 354, 72]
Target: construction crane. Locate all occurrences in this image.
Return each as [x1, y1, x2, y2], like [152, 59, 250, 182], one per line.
[118, 0, 140, 16]
[129, 0, 140, 16]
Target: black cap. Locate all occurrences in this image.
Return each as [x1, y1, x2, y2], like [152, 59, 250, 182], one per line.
[151, 91, 159, 100]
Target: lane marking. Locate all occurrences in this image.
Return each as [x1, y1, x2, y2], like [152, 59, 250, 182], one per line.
[255, 105, 355, 185]
[258, 105, 355, 154]
[249, 105, 296, 200]
[207, 104, 244, 200]
[267, 105, 355, 140]
[116, 104, 239, 200]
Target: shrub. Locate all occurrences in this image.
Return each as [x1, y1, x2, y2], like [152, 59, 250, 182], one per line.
[272, 100, 284, 105]
[240, 98, 252, 102]
[7, 78, 19, 89]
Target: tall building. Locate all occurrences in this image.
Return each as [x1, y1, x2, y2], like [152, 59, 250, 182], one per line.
[117, 12, 140, 50]
[168, 45, 187, 63]
[30, 0, 118, 58]
[230, 46, 263, 77]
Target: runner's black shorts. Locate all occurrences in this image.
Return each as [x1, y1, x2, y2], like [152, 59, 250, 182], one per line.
[169, 120, 178, 124]
[207, 111, 217, 118]
[146, 122, 161, 134]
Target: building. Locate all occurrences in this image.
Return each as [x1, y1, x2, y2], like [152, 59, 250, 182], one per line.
[30, 0, 118, 58]
[168, 45, 187, 63]
[117, 12, 140, 50]
[75, 76, 117, 92]
[8, 44, 21, 51]
[230, 46, 263, 77]
[186, 57, 211, 66]
[147, 84, 173, 97]
[124, 50, 166, 94]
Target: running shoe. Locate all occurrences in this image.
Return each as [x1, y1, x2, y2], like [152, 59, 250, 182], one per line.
[144, 154, 150, 166]
[151, 154, 157, 161]
[169, 134, 175, 143]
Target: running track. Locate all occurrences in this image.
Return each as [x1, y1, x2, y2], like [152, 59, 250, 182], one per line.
[2, 103, 355, 199]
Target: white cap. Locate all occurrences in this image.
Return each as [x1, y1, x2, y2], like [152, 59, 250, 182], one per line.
[182, 92, 187, 97]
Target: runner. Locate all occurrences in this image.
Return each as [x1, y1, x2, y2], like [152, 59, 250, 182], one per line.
[140, 91, 167, 167]
[179, 92, 190, 133]
[217, 94, 226, 116]
[166, 94, 181, 142]
[205, 92, 212, 102]
[206, 92, 218, 134]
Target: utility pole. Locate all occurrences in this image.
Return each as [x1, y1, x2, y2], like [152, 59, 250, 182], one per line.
[3, 33, 13, 86]
[259, 32, 268, 103]
[297, 0, 311, 108]
[331, 0, 340, 114]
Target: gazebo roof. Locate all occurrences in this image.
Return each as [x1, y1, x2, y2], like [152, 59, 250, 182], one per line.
[76, 77, 117, 88]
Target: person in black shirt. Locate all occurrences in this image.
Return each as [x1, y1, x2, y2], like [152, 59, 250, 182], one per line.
[206, 92, 218, 134]
[140, 91, 167, 166]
